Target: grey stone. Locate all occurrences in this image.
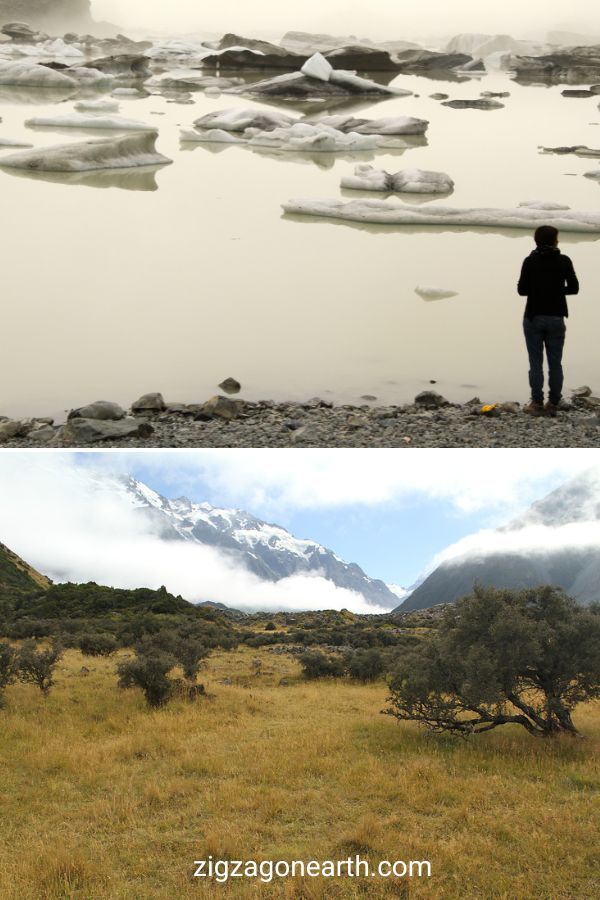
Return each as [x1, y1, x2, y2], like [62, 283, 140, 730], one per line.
[68, 400, 126, 421]
[131, 392, 166, 412]
[0, 419, 31, 441]
[194, 395, 241, 421]
[218, 377, 242, 395]
[28, 426, 56, 443]
[572, 385, 592, 398]
[414, 391, 449, 408]
[63, 416, 154, 444]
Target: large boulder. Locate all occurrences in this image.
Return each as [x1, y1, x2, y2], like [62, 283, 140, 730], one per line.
[63, 416, 153, 443]
[68, 400, 125, 421]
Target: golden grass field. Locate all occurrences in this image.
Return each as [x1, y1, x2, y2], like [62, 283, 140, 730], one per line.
[0, 645, 599, 899]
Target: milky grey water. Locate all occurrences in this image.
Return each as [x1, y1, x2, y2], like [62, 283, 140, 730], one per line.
[1, 69, 600, 420]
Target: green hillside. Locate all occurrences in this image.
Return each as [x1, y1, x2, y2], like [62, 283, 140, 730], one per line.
[0, 542, 51, 600]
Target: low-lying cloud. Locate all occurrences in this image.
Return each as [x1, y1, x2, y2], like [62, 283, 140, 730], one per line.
[0, 455, 386, 614]
[434, 522, 600, 570]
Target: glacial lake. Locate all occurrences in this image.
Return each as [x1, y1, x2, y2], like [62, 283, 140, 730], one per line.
[1, 69, 600, 420]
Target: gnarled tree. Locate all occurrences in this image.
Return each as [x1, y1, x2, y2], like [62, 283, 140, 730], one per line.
[384, 585, 600, 737]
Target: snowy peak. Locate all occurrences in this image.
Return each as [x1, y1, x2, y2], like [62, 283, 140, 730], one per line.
[116, 476, 398, 608]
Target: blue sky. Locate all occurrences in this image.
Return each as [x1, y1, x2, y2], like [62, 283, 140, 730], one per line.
[70, 448, 599, 587]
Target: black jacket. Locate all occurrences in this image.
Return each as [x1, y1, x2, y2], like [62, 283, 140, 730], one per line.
[517, 246, 579, 319]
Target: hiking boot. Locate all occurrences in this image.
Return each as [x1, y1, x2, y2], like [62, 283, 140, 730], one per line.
[544, 401, 559, 417]
[524, 400, 544, 416]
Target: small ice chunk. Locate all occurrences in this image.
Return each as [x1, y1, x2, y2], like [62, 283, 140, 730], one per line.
[74, 99, 120, 113]
[415, 286, 459, 301]
[25, 114, 156, 131]
[342, 165, 454, 193]
[341, 164, 391, 191]
[301, 52, 333, 82]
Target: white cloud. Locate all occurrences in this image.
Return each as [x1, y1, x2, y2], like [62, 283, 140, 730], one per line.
[434, 522, 600, 570]
[0, 454, 385, 613]
[97, 448, 600, 516]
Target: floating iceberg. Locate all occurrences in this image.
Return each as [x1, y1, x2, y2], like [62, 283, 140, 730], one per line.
[310, 114, 428, 135]
[0, 131, 172, 173]
[281, 198, 600, 232]
[415, 286, 459, 301]
[180, 128, 244, 143]
[341, 165, 454, 193]
[66, 67, 114, 88]
[25, 114, 156, 132]
[0, 60, 76, 88]
[74, 99, 121, 113]
[193, 108, 296, 132]
[248, 123, 378, 152]
[0, 137, 34, 148]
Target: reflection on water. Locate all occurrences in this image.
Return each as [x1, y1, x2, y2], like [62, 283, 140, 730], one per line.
[1, 164, 163, 191]
[2, 70, 600, 419]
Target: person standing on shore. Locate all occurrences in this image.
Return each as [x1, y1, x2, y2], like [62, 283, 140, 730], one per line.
[517, 225, 579, 416]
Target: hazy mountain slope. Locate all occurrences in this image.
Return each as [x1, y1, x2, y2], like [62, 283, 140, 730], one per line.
[397, 469, 600, 612]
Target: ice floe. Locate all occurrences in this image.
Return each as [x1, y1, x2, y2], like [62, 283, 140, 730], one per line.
[0, 131, 172, 173]
[193, 108, 296, 132]
[309, 114, 428, 135]
[74, 98, 121, 113]
[0, 137, 34, 148]
[180, 128, 244, 143]
[415, 286, 459, 301]
[281, 198, 600, 232]
[341, 165, 454, 193]
[247, 123, 378, 152]
[25, 114, 156, 131]
[0, 60, 77, 88]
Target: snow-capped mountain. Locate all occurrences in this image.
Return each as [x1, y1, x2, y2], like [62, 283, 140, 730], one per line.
[397, 468, 600, 612]
[107, 476, 398, 609]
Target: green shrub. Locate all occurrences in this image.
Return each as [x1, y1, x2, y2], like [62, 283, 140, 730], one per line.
[18, 639, 63, 695]
[299, 650, 345, 680]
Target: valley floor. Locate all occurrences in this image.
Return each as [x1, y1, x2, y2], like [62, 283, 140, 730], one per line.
[0, 646, 599, 898]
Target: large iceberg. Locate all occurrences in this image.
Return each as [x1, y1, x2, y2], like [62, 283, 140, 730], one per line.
[341, 165, 454, 193]
[281, 198, 600, 232]
[0, 131, 172, 172]
[25, 114, 156, 131]
[228, 51, 412, 98]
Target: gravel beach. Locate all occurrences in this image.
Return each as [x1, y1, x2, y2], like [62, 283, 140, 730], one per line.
[2, 391, 600, 449]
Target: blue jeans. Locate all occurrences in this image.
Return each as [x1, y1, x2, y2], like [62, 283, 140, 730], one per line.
[523, 315, 566, 405]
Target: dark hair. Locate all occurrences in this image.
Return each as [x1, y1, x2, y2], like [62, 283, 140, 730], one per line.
[534, 225, 559, 247]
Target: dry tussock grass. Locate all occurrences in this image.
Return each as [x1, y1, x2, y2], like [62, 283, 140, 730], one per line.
[0, 647, 598, 899]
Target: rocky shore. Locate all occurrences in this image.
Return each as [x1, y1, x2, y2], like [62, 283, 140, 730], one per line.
[2, 388, 600, 449]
